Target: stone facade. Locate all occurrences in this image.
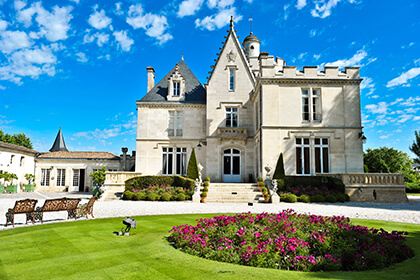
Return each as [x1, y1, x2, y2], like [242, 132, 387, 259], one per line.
[136, 18, 364, 183]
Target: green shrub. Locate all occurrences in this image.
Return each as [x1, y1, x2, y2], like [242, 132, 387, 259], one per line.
[203, 187, 208, 192]
[186, 148, 199, 180]
[204, 177, 210, 182]
[161, 193, 171, 201]
[203, 181, 209, 187]
[298, 194, 310, 203]
[261, 187, 267, 193]
[264, 193, 271, 199]
[122, 190, 133, 200]
[175, 193, 186, 201]
[325, 194, 337, 203]
[344, 193, 350, 201]
[280, 194, 287, 201]
[257, 177, 263, 182]
[284, 194, 298, 203]
[273, 153, 285, 179]
[200, 192, 207, 198]
[311, 194, 325, 203]
[406, 182, 420, 193]
[259, 182, 265, 187]
[133, 192, 145, 201]
[125, 175, 194, 192]
[277, 176, 345, 194]
[336, 193, 347, 203]
[147, 193, 159, 201]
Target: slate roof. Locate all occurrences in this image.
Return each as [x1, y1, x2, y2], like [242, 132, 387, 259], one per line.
[139, 59, 206, 104]
[0, 141, 39, 155]
[49, 127, 68, 152]
[37, 151, 119, 160]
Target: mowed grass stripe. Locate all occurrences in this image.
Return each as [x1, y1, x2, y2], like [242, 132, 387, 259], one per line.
[0, 214, 419, 279]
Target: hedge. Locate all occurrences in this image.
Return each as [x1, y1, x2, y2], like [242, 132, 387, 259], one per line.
[276, 175, 345, 194]
[125, 175, 195, 192]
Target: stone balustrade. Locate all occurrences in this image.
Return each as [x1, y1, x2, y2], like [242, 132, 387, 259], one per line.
[105, 171, 142, 185]
[325, 173, 408, 203]
[217, 127, 248, 139]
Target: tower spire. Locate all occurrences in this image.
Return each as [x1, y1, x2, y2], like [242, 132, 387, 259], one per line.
[249, 14, 253, 34]
[229, 15, 234, 30]
[49, 127, 68, 152]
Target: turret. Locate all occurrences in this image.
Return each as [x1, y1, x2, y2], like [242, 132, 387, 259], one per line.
[243, 32, 260, 59]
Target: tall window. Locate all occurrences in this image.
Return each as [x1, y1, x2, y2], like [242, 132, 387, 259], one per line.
[315, 138, 329, 173]
[168, 111, 183, 136]
[41, 169, 50, 186]
[296, 138, 311, 175]
[20, 156, 24, 167]
[57, 169, 66, 187]
[229, 68, 235, 91]
[302, 88, 322, 122]
[10, 155, 14, 164]
[162, 147, 187, 175]
[226, 107, 238, 127]
[173, 81, 180, 96]
[73, 169, 80, 187]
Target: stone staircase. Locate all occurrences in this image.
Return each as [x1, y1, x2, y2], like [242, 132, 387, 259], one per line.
[100, 185, 125, 201]
[205, 183, 264, 203]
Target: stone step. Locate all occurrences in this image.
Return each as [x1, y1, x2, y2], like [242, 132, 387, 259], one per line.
[204, 183, 266, 203]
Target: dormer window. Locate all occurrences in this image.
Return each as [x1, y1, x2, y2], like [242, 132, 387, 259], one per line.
[173, 81, 180, 96]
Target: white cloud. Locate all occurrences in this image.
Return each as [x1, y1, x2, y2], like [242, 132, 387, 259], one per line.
[284, 4, 290, 20]
[298, 52, 307, 60]
[365, 102, 388, 114]
[0, 30, 32, 53]
[296, 0, 307, 10]
[126, 4, 173, 44]
[70, 0, 80, 4]
[88, 7, 112, 29]
[207, 0, 235, 9]
[76, 52, 88, 62]
[325, 49, 368, 68]
[313, 54, 321, 60]
[386, 67, 420, 88]
[413, 116, 420, 121]
[311, 0, 357, 18]
[83, 31, 109, 47]
[400, 96, 420, 107]
[309, 29, 316, 37]
[360, 77, 375, 96]
[178, 0, 204, 18]
[115, 2, 124, 16]
[0, 18, 8, 30]
[113, 30, 134, 51]
[195, 7, 242, 31]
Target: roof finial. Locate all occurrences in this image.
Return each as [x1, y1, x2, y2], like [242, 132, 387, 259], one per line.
[249, 14, 253, 34]
[229, 15, 234, 30]
[181, 52, 184, 60]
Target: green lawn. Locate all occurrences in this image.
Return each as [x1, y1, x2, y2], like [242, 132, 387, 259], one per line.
[407, 193, 420, 196]
[0, 214, 419, 279]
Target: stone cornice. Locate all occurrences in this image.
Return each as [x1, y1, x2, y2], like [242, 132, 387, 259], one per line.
[136, 102, 206, 109]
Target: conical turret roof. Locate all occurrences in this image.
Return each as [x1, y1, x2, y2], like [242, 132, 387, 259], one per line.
[49, 127, 68, 152]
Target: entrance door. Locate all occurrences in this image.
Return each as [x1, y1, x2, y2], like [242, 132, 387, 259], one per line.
[79, 169, 85, 192]
[223, 149, 241, 182]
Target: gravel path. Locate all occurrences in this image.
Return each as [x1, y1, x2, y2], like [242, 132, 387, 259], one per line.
[1, 192, 419, 230]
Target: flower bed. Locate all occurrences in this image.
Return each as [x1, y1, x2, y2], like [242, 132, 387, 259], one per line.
[168, 210, 414, 271]
[278, 185, 350, 203]
[123, 184, 194, 201]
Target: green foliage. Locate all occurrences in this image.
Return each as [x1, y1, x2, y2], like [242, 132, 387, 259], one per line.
[123, 190, 134, 200]
[147, 193, 159, 201]
[90, 166, 107, 186]
[409, 130, 420, 164]
[175, 193, 186, 201]
[284, 194, 298, 203]
[24, 173, 35, 184]
[161, 193, 171, 201]
[261, 187, 267, 193]
[203, 181, 209, 187]
[0, 130, 33, 149]
[298, 194, 311, 203]
[364, 147, 412, 174]
[0, 171, 18, 184]
[204, 177, 210, 182]
[200, 192, 207, 198]
[263, 193, 271, 199]
[272, 153, 285, 179]
[258, 182, 265, 187]
[186, 148, 199, 180]
[202, 187, 208, 192]
[336, 193, 347, 203]
[277, 176, 345, 194]
[325, 194, 337, 203]
[311, 194, 325, 203]
[125, 175, 195, 192]
[257, 177, 263, 182]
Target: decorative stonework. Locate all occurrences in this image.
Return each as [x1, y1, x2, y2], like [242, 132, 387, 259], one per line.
[167, 64, 186, 102]
[227, 50, 237, 62]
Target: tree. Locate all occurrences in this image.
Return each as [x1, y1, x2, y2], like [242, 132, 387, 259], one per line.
[409, 130, 420, 164]
[272, 153, 285, 179]
[364, 147, 412, 174]
[0, 130, 33, 149]
[186, 148, 199, 180]
[90, 166, 107, 186]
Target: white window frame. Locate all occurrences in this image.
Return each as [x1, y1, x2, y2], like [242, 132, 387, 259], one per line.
[226, 107, 238, 127]
[162, 147, 187, 176]
[302, 88, 322, 122]
[173, 81, 180, 96]
[57, 169, 66, 187]
[41, 168, 51, 186]
[296, 138, 311, 175]
[73, 169, 80, 187]
[168, 111, 183, 137]
[314, 138, 330, 173]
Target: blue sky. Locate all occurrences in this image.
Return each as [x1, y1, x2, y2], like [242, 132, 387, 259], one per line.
[0, 0, 419, 158]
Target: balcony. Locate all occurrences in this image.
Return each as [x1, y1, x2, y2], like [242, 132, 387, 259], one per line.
[217, 127, 248, 139]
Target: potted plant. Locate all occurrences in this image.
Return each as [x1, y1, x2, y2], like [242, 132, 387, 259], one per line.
[203, 181, 210, 188]
[5, 172, 18, 193]
[203, 186, 209, 193]
[259, 183, 266, 192]
[204, 177, 210, 183]
[24, 173, 35, 192]
[264, 193, 271, 203]
[200, 191, 207, 203]
[0, 170, 5, 193]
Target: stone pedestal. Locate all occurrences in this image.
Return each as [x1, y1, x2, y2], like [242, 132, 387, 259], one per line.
[271, 193, 280, 204]
[192, 192, 201, 203]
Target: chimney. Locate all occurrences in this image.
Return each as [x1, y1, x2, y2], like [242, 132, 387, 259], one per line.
[146, 67, 155, 92]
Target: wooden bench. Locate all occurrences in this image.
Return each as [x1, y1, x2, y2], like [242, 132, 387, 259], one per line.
[34, 198, 81, 224]
[77, 196, 98, 219]
[5, 199, 38, 227]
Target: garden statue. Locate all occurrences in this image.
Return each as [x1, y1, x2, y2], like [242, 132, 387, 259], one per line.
[264, 164, 272, 188]
[272, 179, 278, 193]
[193, 178, 201, 203]
[271, 179, 280, 204]
[198, 163, 203, 184]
